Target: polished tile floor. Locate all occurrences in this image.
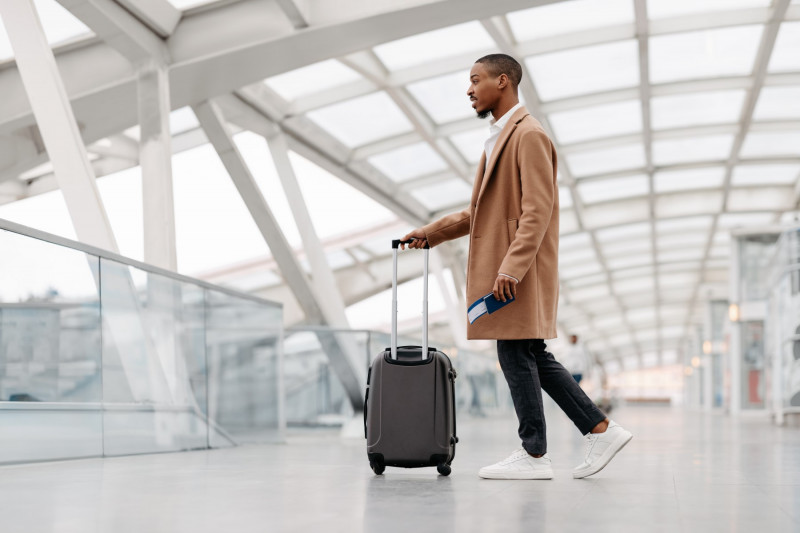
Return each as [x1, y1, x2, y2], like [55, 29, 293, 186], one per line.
[1, 405, 798, 533]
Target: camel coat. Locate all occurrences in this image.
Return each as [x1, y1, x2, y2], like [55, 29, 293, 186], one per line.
[422, 107, 559, 340]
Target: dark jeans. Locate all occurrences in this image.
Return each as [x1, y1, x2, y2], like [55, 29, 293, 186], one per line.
[497, 339, 606, 455]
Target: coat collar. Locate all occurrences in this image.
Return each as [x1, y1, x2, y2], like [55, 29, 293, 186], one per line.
[478, 106, 530, 200]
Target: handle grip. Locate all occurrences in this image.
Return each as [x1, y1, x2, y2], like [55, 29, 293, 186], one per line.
[392, 238, 430, 249]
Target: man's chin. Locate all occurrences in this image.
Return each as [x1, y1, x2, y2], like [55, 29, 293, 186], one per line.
[476, 109, 490, 119]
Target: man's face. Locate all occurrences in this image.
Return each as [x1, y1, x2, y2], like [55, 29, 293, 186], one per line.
[570, 335, 578, 344]
[467, 62, 502, 119]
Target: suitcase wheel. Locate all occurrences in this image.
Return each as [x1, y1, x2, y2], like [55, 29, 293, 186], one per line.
[370, 460, 385, 475]
[437, 463, 451, 476]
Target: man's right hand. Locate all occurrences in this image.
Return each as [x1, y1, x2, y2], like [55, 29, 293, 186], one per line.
[400, 229, 428, 250]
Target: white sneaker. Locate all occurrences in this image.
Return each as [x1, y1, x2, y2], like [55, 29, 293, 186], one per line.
[573, 420, 632, 479]
[478, 449, 554, 480]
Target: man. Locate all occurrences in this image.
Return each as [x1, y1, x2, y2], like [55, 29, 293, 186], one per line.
[563, 334, 589, 384]
[401, 54, 631, 480]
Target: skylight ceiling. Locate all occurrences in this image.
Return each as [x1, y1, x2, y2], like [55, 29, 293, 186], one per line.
[2, 0, 798, 369]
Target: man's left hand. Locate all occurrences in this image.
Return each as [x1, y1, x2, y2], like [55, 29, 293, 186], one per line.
[493, 275, 517, 302]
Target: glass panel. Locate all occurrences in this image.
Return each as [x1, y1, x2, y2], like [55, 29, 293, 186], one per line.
[652, 135, 734, 166]
[0, 230, 102, 463]
[768, 22, 800, 73]
[548, 100, 641, 144]
[410, 178, 472, 211]
[596, 221, 651, 242]
[649, 26, 763, 84]
[647, 0, 771, 19]
[373, 21, 495, 71]
[368, 142, 448, 182]
[658, 232, 708, 248]
[559, 186, 574, 208]
[566, 143, 646, 177]
[614, 277, 654, 294]
[732, 164, 800, 186]
[264, 59, 363, 101]
[753, 86, 800, 120]
[718, 212, 775, 229]
[656, 191, 723, 218]
[507, 0, 634, 42]
[657, 215, 713, 233]
[307, 91, 414, 148]
[205, 288, 282, 445]
[654, 167, 726, 193]
[450, 127, 488, 164]
[741, 320, 765, 409]
[35, 0, 92, 46]
[525, 40, 640, 101]
[577, 175, 649, 204]
[583, 198, 649, 228]
[101, 260, 210, 455]
[740, 131, 800, 158]
[282, 330, 360, 426]
[728, 187, 794, 211]
[406, 70, 474, 124]
[651, 90, 745, 130]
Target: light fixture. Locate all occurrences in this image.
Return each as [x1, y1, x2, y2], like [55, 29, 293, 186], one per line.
[691, 356, 700, 367]
[729, 303, 739, 322]
[702, 341, 712, 355]
[684, 366, 694, 376]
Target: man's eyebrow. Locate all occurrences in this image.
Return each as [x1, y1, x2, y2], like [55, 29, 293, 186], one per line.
[470, 74, 479, 79]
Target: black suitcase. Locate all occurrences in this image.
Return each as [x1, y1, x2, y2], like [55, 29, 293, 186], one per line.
[364, 239, 458, 476]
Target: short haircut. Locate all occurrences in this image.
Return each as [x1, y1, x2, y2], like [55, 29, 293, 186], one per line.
[475, 53, 523, 88]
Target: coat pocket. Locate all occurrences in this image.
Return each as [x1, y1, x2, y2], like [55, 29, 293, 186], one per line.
[507, 219, 518, 244]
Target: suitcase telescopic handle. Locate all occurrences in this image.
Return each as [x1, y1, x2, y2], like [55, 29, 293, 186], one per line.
[392, 239, 430, 249]
[391, 239, 429, 361]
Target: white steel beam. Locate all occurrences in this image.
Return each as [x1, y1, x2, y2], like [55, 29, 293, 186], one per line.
[0, 0, 117, 251]
[192, 99, 365, 409]
[275, 0, 310, 29]
[56, 0, 170, 64]
[115, 0, 181, 38]
[138, 61, 177, 270]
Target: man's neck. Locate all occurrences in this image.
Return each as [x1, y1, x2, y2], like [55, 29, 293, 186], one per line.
[491, 99, 520, 122]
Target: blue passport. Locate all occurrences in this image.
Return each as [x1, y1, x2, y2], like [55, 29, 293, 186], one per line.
[468, 292, 515, 324]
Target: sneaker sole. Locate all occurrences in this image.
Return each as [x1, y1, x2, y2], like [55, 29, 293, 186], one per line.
[478, 470, 554, 480]
[572, 431, 632, 479]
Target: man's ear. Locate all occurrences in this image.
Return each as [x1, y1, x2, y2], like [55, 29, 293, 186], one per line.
[497, 73, 509, 90]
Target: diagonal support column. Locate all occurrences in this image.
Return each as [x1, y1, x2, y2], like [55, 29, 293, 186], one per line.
[192, 99, 364, 410]
[0, 0, 117, 251]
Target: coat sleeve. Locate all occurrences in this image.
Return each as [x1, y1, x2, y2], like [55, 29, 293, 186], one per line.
[498, 129, 556, 281]
[421, 205, 471, 247]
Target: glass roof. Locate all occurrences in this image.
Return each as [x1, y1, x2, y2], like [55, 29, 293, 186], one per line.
[649, 25, 763, 84]
[507, 0, 634, 42]
[307, 91, 414, 148]
[650, 90, 745, 130]
[373, 22, 494, 71]
[3, 0, 798, 369]
[549, 100, 642, 144]
[264, 60, 363, 102]
[526, 40, 640, 101]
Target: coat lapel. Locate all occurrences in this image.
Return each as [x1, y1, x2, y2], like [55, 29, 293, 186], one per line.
[478, 107, 530, 201]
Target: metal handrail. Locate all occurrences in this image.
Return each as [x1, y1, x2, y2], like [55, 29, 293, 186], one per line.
[0, 217, 281, 309]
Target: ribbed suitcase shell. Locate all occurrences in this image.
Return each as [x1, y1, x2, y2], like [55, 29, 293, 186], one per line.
[365, 346, 457, 471]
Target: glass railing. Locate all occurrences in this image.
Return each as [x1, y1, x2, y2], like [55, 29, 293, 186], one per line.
[0, 218, 283, 464]
[284, 327, 511, 427]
